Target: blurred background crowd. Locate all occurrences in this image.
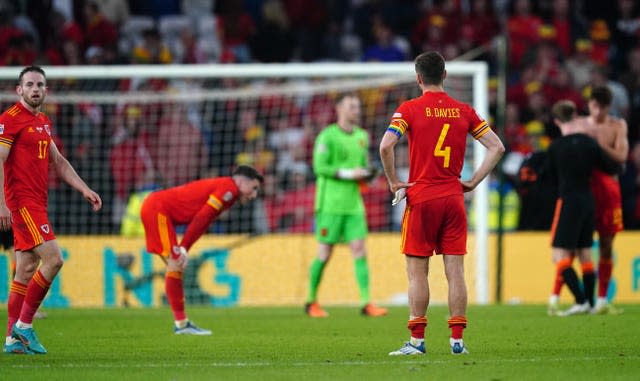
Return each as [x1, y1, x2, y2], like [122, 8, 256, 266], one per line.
[0, 0, 639, 235]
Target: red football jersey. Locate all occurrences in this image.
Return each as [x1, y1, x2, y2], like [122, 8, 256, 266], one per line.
[387, 91, 489, 206]
[0, 102, 53, 211]
[150, 177, 239, 224]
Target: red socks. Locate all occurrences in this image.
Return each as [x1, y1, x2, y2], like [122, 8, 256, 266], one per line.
[6, 280, 27, 335]
[598, 258, 613, 298]
[448, 316, 467, 339]
[18, 271, 51, 325]
[166, 271, 186, 321]
[407, 316, 427, 340]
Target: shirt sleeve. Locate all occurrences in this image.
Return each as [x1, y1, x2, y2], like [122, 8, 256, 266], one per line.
[0, 114, 16, 149]
[386, 102, 410, 139]
[467, 105, 490, 140]
[313, 130, 339, 177]
[180, 179, 238, 250]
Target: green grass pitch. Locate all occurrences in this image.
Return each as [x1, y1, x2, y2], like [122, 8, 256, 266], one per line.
[1, 304, 639, 380]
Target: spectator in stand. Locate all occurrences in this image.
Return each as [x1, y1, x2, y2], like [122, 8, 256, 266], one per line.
[83, 1, 118, 53]
[2, 34, 37, 67]
[110, 105, 156, 225]
[565, 39, 596, 91]
[612, 0, 640, 72]
[469, 0, 500, 46]
[131, 27, 172, 64]
[216, 0, 255, 63]
[504, 103, 532, 155]
[619, 47, 640, 143]
[0, 9, 27, 60]
[588, 19, 612, 66]
[545, 66, 586, 112]
[544, 0, 587, 58]
[412, 0, 461, 55]
[153, 103, 208, 188]
[250, 0, 295, 63]
[95, 0, 130, 28]
[362, 16, 407, 62]
[506, 0, 543, 68]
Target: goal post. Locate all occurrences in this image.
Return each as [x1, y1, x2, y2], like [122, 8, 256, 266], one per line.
[0, 61, 490, 304]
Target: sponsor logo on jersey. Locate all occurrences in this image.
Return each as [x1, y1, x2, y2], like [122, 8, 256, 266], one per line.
[40, 224, 50, 234]
[223, 191, 233, 202]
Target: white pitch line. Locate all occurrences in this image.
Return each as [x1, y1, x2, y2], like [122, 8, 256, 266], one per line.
[6, 355, 639, 369]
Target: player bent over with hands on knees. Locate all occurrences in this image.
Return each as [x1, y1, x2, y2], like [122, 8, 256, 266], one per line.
[140, 165, 263, 334]
[2, 66, 102, 354]
[380, 51, 504, 355]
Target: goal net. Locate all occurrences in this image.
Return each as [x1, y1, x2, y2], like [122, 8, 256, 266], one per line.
[0, 62, 490, 304]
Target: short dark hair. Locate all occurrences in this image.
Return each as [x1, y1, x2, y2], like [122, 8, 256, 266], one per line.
[415, 51, 445, 86]
[18, 65, 46, 85]
[590, 85, 612, 107]
[233, 165, 264, 183]
[336, 92, 358, 105]
[551, 100, 576, 122]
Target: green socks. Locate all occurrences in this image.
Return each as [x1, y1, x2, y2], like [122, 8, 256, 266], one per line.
[354, 257, 370, 305]
[307, 258, 327, 303]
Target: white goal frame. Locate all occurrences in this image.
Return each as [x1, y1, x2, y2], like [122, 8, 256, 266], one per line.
[0, 61, 490, 304]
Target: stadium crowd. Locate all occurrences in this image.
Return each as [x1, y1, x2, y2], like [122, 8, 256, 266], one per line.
[0, 0, 638, 234]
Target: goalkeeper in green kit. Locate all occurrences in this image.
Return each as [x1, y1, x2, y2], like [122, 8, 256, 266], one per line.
[305, 93, 388, 318]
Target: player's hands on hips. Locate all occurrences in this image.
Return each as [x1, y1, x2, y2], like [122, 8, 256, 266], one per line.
[83, 189, 103, 212]
[460, 179, 476, 193]
[388, 181, 414, 206]
[0, 204, 11, 231]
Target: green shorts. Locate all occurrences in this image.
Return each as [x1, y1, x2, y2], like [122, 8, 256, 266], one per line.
[315, 212, 368, 244]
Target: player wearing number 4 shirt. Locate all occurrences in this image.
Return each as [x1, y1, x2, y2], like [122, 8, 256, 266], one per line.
[140, 165, 263, 335]
[380, 51, 504, 355]
[1, 66, 102, 355]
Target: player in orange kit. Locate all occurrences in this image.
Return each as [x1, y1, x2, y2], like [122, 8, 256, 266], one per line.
[380, 51, 504, 355]
[2, 66, 102, 354]
[140, 165, 263, 334]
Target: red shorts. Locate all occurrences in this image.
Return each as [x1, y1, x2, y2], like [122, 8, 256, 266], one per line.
[400, 194, 467, 257]
[11, 207, 55, 251]
[140, 196, 178, 258]
[591, 171, 623, 236]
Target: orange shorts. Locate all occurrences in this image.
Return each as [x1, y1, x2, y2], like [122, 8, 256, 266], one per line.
[140, 196, 179, 258]
[11, 207, 55, 251]
[400, 194, 467, 257]
[591, 171, 623, 236]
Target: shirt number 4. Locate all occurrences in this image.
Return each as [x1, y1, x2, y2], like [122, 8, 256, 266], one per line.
[434, 123, 451, 168]
[38, 140, 48, 159]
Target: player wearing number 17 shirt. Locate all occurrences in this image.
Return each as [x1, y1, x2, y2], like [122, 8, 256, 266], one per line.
[1, 66, 102, 354]
[380, 51, 504, 355]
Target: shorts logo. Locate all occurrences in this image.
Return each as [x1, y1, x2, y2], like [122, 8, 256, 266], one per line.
[321, 228, 327, 237]
[223, 191, 233, 202]
[172, 246, 181, 255]
[40, 224, 50, 234]
[0, 124, 4, 134]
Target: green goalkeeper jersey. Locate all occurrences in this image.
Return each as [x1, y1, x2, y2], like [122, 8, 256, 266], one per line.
[313, 123, 369, 215]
